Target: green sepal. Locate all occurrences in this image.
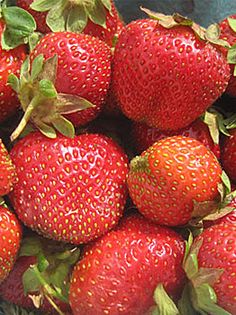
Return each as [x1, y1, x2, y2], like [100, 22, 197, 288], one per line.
[37, 251, 49, 273]
[183, 238, 202, 279]
[51, 114, 75, 138]
[39, 79, 57, 98]
[183, 232, 194, 263]
[203, 110, 220, 144]
[221, 171, 231, 197]
[205, 23, 230, 48]
[101, 0, 111, 11]
[31, 54, 44, 81]
[191, 199, 219, 221]
[36, 120, 57, 138]
[228, 17, 236, 33]
[28, 31, 42, 51]
[7, 73, 19, 92]
[178, 284, 198, 315]
[20, 56, 30, 81]
[56, 93, 95, 114]
[0, 300, 37, 315]
[37, 54, 58, 83]
[45, 0, 67, 32]
[22, 265, 41, 295]
[19, 237, 42, 257]
[224, 113, 236, 130]
[30, 0, 59, 12]
[1, 6, 36, 50]
[85, 0, 107, 28]
[151, 283, 180, 315]
[227, 43, 236, 64]
[66, 5, 88, 33]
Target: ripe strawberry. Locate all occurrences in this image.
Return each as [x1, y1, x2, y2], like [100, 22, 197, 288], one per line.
[221, 129, 236, 183]
[0, 20, 27, 123]
[17, 0, 119, 46]
[10, 131, 129, 244]
[0, 139, 17, 196]
[0, 204, 22, 283]
[131, 118, 220, 158]
[28, 32, 112, 128]
[128, 136, 222, 226]
[219, 15, 236, 96]
[69, 213, 186, 315]
[183, 223, 236, 314]
[113, 14, 230, 131]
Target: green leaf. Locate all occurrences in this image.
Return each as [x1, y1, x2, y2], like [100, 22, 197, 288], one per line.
[39, 79, 57, 98]
[192, 267, 224, 288]
[7, 73, 19, 92]
[46, 0, 67, 32]
[183, 238, 203, 280]
[19, 237, 42, 257]
[36, 120, 57, 138]
[66, 5, 88, 33]
[205, 23, 230, 48]
[56, 93, 95, 114]
[100, 0, 112, 11]
[30, 0, 59, 12]
[51, 115, 75, 138]
[28, 32, 42, 51]
[228, 17, 236, 33]
[203, 110, 219, 144]
[85, 0, 107, 28]
[37, 54, 58, 83]
[221, 171, 231, 196]
[31, 54, 44, 81]
[1, 6, 36, 50]
[183, 232, 193, 264]
[37, 251, 49, 272]
[152, 283, 180, 315]
[22, 266, 41, 295]
[178, 284, 198, 315]
[225, 113, 236, 129]
[227, 43, 236, 64]
[49, 263, 70, 292]
[20, 56, 30, 80]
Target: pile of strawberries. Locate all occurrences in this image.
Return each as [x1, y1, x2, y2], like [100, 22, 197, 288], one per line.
[0, 0, 236, 314]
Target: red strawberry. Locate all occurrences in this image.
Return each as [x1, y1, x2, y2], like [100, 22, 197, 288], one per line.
[69, 213, 186, 315]
[128, 136, 222, 226]
[10, 131, 129, 244]
[221, 129, 236, 183]
[17, 0, 119, 46]
[0, 204, 22, 283]
[113, 13, 230, 131]
[0, 139, 17, 196]
[219, 15, 236, 97]
[183, 223, 236, 314]
[131, 118, 220, 158]
[0, 20, 27, 123]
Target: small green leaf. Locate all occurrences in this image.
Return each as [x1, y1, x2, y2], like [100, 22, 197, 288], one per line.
[28, 32, 42, 51]
[30, 0, 59, 12]
[7, 73, 19, 92]
[153, 283, 180, 315]
[228, 17, 236, 33]
[36, 120, 57, 138]
[19, 237, 42, 257]
[20, 56, 30, 80]
[183, 232, 193, 264]
[51, 115, 75, 138]
[46, 0, 67, 32]
[205, 24, 230, 48]
[22, 266, 41, 295]
[49, 263, 70, 292]
[1, 6, 36, 50]
[100, 0, 112, 12]
[66, 5, 88, 33]
[183, 238, 203, 280]
[203, 111, 219, 144]
[37, 54, 58, 83]
[221, 171, 231, 196]
[31, 54, 44, 81]
[37, 251, 49, 272]
[225, 113, 236, 129]
[56, 93, 95, 114]
[178, 284, 197, 315]
[85, 0, 107, 28]
[227, 43, 236, 64]
[39, 79, 57, 98]
[192, 267, 224, 288]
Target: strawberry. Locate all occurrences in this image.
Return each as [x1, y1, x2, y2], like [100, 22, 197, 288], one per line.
[17, 0, 119, 46]
[69, 213, 186, 315]
[0, 204, 22, 283]
[0, 20, 27, 123]
[182, 223, 236, 315]
[219, 15, 236, 97]
[221, 129, 236, 183]
[127, 136, 223, 226]
[131, 118, 220, 159]
[10, 131, 129, 244]
[113, 12, 230, 131]
[0, 139, 17, 196]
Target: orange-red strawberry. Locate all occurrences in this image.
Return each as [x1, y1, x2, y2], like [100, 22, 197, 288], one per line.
[0, 20, 27, 123]
[113, 14, 230, 131]
[131, 118, 220, 158]
[69, 213, 186, 315]
[10, 131, 129, 244]
[0, 139, 17, 196]
[127, 136, 222, 226]
[0, 204, 22, 283]
[221, 129, 236, 183]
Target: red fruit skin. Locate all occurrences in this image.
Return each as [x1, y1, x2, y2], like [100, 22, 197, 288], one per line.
[113, 19, 230, 131]
[128, 136, 222, 226]
[10, 131, 129, 244]
[0, 206, 22, 283]
[131, 119, 220, 159]
[195, 223, 236, 314]
[219, 14, 236, 97]
[0, 256, 70, 314]
[69, 213, 186, 315]
[221, 129, 236, 183]
[0, 20, 27, 123]
[30, 32, 112, 127]
[16, 0, 51, 34]
[0, 139, 17, 196]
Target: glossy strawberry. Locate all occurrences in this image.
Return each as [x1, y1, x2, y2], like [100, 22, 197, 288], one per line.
[131, 118, 220, 158]
[69, 213, 186, 315]
[0, 139, 17, 196]
[219, 14, 236, 96]
[221, 129, 236, 183]
[113, 16, 230, 131]
[128, 136, 222, 226]
[0, 20, 27, 123]
[10, 131, 129, 244]
[0, 205, 22, 283]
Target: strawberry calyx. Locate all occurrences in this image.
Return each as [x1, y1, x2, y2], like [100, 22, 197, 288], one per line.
[29, 0, 112, 33]
[0, 1, 36, 50]
[129, 155, 150, 173]
[19, 236, 80, 315]
[8, 53, 94, 140]
[179, 234, 231, 315]
[141, 7, 230, 49]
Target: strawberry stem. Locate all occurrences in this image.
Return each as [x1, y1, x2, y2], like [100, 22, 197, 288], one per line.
[44, 293, 65, 315]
